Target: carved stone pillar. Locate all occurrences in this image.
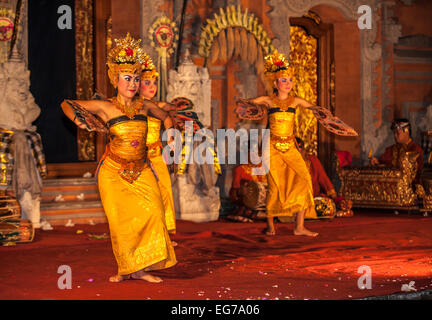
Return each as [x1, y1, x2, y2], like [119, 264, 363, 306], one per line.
[166, 50, 221, 222]
[0, 0, 28, 65]
[140, 0, 166, 64]
[166, 49, 212, 127]
[367, 0, 402, 158]
[0, 47, 44, 228]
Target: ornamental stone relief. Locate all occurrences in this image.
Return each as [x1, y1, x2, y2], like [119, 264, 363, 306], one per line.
[166, 50, 212, 128]
[140, 0, 165, 63]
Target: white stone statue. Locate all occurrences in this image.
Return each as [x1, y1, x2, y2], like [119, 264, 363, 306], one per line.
[167, 50, 220, 222]
[0, 48, 40, 131]
[166, 49, 212, 128]
[171, 143, 221, 223]
[0, 47, 43, 228]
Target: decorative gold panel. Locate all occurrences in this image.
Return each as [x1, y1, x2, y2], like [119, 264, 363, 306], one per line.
[330, 61, 335, 109]
[416, 184, 432, 211]
[106, 16, 112, 52]
[75, 0, 95, 161]
[336, 151, 419, 209]
[198, 5, 275, 87]
[289, 25, 318, 155]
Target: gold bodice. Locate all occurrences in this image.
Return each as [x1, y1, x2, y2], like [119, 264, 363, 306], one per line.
[269, 108, 296, 137]
[145, 116, 163, 158]
[107, 115, 148, 161]
[268, 107, 296, 152]
[146, 116, 162, 145]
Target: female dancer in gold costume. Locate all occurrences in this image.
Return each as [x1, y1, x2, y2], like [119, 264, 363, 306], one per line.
[61, 33, 177, 283]
[138, 57, 176, 237]
[247, 51, 319, 237]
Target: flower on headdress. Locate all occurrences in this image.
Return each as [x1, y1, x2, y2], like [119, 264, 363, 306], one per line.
[141, 53, 159, 78]
[108, 33, 146, 66]
[264, 50, 290, 74]
[107, 33, 147, 87]
[262, 50, 294, 92]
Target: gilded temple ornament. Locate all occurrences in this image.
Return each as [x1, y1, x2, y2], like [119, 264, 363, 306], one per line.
[198, 5, 275, 89]
[198, 5, 275, 60]
[149, 16, 178, 101]
[0, 7, 21, 63]
[0, 16, 13, 41]
[290, 25, 318, 155]
[337, 151, 420, 209]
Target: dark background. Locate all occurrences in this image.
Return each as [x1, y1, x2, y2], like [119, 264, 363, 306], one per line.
[28, 0, 78, 163]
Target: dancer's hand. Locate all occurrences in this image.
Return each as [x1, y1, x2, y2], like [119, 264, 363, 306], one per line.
[370, 157, 380, 166]
[235, 98, 266, 120]
[167, 138, 175, 152]
[76, 121, 89, 131]
[166, 128, 177, 152]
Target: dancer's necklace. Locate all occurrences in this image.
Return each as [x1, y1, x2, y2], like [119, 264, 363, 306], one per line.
[271, 94, 295, 111]
[138, 96, 152, 102]
[111, 96, 142, 118]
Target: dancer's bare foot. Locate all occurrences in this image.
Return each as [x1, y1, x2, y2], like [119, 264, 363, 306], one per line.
[293, 227, 318, 237]
[109, 274, 130, 282]
[264, 227, 276, 236]
[131, 270, 163, 283]
[171, 241, 178, 247]
[265, 217, 276, 236]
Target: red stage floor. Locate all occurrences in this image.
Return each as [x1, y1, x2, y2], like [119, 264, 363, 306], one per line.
[1, 210, 431, 300]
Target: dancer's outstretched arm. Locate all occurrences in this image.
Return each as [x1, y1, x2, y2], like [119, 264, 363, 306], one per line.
[61, 99, 109, 131]
[143, 100, 174, 145]
[143, 100, 173, 129]
[295, 96, 315, 108]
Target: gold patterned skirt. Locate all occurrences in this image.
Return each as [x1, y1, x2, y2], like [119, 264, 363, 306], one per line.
[97, 155, 177, 275]
[149, 151, 176, 234]
[265, 139, 317, 219]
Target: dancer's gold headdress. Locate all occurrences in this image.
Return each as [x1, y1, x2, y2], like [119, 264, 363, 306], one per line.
[141, 54, 159, 79]
[107, 33, 146, 87]
[264, 50, 293, 87]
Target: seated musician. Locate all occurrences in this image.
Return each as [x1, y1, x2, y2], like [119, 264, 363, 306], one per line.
[296, 137, 336, 200]
[370, 118, 424, 184]
[296, 137, 353, 218]
[227, 146, 267, 223]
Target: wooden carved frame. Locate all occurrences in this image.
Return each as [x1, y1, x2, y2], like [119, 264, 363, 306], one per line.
[290, 15, 335, 173]
[75, 0, 96, 162]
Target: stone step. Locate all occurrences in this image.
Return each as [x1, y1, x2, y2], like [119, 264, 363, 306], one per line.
[40, 200, 106, 226]
[41, 211, 107, 226]
[42, 177, 98, 187]
[41, 194, 101, 203]
[41, 200, 103, 211]
[41, 177, 101, 203]
[40, 178, 105, 226]
[41, 189, 100, 203]
[42, 184, 99, 193]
